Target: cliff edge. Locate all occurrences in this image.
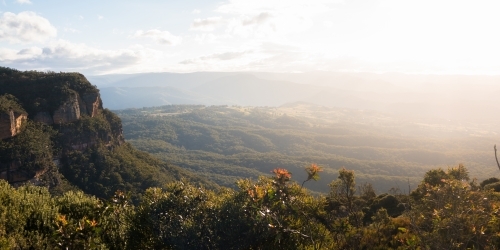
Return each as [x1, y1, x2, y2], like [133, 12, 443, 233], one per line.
[0, 67, 214, 200]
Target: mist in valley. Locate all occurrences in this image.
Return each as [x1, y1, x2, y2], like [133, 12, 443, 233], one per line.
[93, 71, 500, 135]
[108, 71, 500, 194]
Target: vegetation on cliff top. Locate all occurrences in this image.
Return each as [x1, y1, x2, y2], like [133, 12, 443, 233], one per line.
[0, 94, 26, 114]
[0, 66, 97, 117]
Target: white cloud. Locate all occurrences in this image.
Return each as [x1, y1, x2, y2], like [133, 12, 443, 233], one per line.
[216, 0, 341, 15]
[0, 11, 57, 43]
[192, 9, 201, 14]
[194, 33, 225, 44]
[98, 15, 104, 20]
[190, 17, 223, 31]
[204, 51, 249, 60]
[132, 29, 182, 45]
[181, 50, 250, 64]
[217, 0, 341, 38]
[241, 12, 272, 26]
[15, 0, 31, 4]
[0, 40, 145, 74]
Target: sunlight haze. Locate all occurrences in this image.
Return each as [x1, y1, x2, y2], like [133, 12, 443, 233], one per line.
[3, 3, 500, 246]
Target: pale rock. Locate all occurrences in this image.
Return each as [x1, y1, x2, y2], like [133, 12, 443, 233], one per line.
[0, 110, 27, 140]
[52, 93, 81, 124]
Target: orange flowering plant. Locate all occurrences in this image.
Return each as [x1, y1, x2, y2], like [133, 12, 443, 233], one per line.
[272, 168, 292, 185]
[302, 163, 323, 187]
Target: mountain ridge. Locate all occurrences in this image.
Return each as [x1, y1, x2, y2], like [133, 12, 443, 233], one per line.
[93, 71, 500, 131]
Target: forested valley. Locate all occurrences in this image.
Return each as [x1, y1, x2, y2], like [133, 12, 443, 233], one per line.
[116, 104, 500, 194]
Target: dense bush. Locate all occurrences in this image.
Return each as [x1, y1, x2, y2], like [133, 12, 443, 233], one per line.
[4, 163, 500, 249]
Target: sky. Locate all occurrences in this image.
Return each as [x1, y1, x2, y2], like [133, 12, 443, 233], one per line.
[0, 0, 500, 75]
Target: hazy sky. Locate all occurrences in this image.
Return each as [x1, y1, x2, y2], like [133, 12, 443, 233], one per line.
[1, 0, 499, 75]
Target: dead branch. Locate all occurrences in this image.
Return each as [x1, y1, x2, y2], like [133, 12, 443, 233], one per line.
[495, 145, 500, 171]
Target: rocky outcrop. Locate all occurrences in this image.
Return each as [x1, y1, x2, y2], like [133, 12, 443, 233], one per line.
[34, 112, 54, 125]
[0, 162, 30, 184]
[0, 68, 125, 190]
[0, 160, 57, 187]
[82, 93, 101, 117]
[0, 110, 27, 140]
[41, 92, 101, 125]
[52, 93, 81, 124]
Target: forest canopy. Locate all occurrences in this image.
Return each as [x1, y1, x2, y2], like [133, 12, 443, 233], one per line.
[115, 104, 500, 194]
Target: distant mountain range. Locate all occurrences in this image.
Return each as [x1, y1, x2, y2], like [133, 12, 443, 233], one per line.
[88, 72, 500, 130]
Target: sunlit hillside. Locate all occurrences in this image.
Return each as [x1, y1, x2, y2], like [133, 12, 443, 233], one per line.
[115, 103, 500, 194]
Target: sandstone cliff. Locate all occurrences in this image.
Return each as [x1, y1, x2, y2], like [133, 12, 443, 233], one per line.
[82, 92, 101, 117]
[0, 110, 27, 140]
[39, 90, 102, 125]
[0, 67, 113, 186]
[52, 92, 81, 124]
[2, 90, 102, 133]
[33, 112, 53, 125]
[0, 67, 214, 200]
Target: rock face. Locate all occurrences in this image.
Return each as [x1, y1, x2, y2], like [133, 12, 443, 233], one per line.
[50, 92, 101, 125]
[82, 92, 101, 117]
[34, 112, 54, 125]
[52, 93, 81, 124]
[0, 68, 124, 189]
[2, 91, 101, 128]
[0, 110, 27, 140]
[0, 162, 29, 184]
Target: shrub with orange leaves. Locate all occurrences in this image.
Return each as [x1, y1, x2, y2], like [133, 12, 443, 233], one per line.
[302, 163, 323, 187]
[272, 168, 291, 185]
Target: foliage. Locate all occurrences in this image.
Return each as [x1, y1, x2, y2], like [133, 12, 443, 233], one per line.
[481, 177, 500, 188]
[0, 180, 132, 249]
[0, 94, 25, 114]
[128, 182, 227, 249]
[407, 178, 500, 249]
[2, 163, 500, 249]
[302, 163, 323, 187]
[0, 121, 55, 174]
[60, 142, 216, 203]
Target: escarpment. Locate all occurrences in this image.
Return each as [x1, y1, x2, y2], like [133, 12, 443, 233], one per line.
[82, 92, 101, 117]
[0, 67, 121, 187]
[0, 94, 27, 140]
[0, 67, 210, 199]
[0, 66, 117, 140]
[49, 91, 102, 124]
[52, 92, 81, 124]
[33, 112, 53, 125]
[0, 110, 26, 140]
[31, 92, 102, 125]
[0, 92, 101, 139]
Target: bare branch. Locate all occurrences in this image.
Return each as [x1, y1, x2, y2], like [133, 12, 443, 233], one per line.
[495, 145, 500, 171]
